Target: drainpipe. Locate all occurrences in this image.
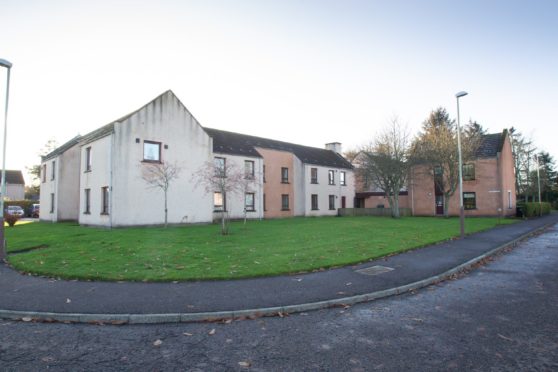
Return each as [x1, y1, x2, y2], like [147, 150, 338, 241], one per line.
[410, 168, 415, 216]
[54, 158, 58, 222]
[109, 131, 114, 229]
[259, 157, 263, 221]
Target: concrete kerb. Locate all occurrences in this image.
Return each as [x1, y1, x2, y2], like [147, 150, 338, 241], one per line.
[0, 223, 552, 325]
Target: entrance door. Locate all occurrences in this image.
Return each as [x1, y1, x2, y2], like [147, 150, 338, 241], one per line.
[435, 195, 444, 215]
[341, 196, 346, 208]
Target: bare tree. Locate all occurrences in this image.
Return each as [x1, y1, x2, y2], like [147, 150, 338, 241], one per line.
[509, 127, 537, 202]
[358, 117, 411, 218]
[141, 162, 182, 227]
[239, 168, 262, 226]
[193, 159, 246, 235]
[411, 108, 481, 217]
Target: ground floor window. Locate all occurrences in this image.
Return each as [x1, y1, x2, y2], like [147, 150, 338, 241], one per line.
[214, 192, 225, 211]
[311, 194, 319, 210]
[463, 192, 476, 210]
[263, 193, 266, 211]
[508, 190, 512, 209]
[281, 194, 289, 210]
[50, 193, 55, 213]
[329, 195, 335, 210]
[101, 187, 109, 215]
[245, 192, 255, 212]
[84, 189, 91, 214]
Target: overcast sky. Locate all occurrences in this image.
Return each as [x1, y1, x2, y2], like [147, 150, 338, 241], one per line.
[1, 0, 557, 184]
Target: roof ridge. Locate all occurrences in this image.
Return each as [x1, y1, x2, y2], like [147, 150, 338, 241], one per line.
[204, 127, 353, 169]
[203, 127, 337, 153]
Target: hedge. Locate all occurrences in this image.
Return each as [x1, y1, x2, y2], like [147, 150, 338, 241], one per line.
[517, 202, 551, 217]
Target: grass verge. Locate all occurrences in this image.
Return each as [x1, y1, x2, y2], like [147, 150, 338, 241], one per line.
[5, 216, 515, 281]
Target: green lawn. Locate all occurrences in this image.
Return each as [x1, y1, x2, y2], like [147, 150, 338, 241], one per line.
[5, 216, 515, 282]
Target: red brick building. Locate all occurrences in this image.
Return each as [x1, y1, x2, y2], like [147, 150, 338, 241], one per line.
[355, 130, 516, 217]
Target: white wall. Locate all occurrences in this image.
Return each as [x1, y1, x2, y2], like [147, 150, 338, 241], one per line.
[303, 165, 354, 216]
[110, 91, 214, 226]
[6, 184, 24, 200]
[39, 158, 58, 222]
[79, 135, 112, 226]
[57, 145, 81, 221]
[293, 157, 305, 216]
[210, 153, 264, 221]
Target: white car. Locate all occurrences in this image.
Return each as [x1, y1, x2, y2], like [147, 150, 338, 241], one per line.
[5, 205, 24, 217]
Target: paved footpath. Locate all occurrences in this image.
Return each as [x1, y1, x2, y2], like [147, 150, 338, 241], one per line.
[1, 214, 557, 323]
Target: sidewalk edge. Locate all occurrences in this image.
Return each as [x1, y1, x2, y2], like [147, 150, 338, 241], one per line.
[0, 223, 552, 325]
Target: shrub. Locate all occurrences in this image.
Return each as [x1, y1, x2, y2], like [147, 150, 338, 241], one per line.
[4, 212, 20, 227]
[518, 202, 551, 217]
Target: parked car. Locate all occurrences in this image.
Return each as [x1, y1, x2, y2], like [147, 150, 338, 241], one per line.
[5, 205, 24, 217]
[31, 204, 40, 218]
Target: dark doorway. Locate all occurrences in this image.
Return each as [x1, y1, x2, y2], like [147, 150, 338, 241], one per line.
[341, 196, 346, 208]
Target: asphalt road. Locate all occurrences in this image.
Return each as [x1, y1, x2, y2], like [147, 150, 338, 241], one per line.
[1, 224, 557, 371]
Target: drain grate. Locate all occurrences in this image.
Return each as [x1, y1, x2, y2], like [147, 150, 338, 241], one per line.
[356, 265, 394, 276]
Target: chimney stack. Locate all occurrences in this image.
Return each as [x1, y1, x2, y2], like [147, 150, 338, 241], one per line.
[325, 142, 342, 155]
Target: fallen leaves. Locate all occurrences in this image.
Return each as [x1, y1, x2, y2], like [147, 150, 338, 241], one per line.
[497, 333, 514, 342]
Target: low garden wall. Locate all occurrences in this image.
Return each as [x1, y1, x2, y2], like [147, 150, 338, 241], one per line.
[338, 208, 412, 217]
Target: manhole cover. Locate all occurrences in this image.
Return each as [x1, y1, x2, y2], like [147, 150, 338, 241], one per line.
[356, 265, 394, 276]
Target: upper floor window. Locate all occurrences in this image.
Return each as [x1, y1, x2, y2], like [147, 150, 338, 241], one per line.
[281, 167, 289, 183]
[245, 193, 255, 212]
[42, 164, 47, 183]
[463, 164, 475, 181]
[328, 170, 335, 185]
[85, 147, 92, 171]
[340, 171, 346, 186]
[214, 157, 226, 177]
[245, 160, 255, 178]
[143, 141, 161, 162]
[263, 165, 266, 183]
[51, 161, 56, 180]
[311, 168, 318, 184]
[434, 165, 443, 176]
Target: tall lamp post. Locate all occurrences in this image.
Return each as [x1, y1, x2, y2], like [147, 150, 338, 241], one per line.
[0, 58, 12, 261]
[535, 153, 542, 216]
[455, 91, 468, 239]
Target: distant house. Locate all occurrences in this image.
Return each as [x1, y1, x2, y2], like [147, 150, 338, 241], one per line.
[40, 90, 354, 226]
[354, 130, 516, 217]
[411, 130, 516, 217]
[2, 170, 25, 200]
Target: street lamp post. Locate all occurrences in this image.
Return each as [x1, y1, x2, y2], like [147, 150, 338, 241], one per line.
[455, 91, 468, 239]
[535, 153, 542, 216]
[0, 58, 12, 261]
